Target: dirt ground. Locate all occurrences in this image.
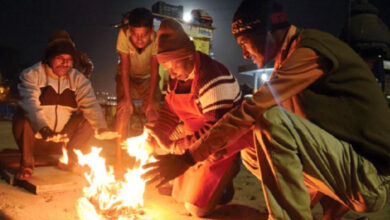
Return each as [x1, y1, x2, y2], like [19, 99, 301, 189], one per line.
[0, 120, 389, 220]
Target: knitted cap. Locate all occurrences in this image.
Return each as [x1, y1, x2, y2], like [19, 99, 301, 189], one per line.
[156, 19, 195, 64]
[232, 0, 290, 37]
[47, 29, 74, 44]
[44, 30, 76, 63]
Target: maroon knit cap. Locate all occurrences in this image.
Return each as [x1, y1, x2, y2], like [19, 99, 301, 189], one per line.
[156, 19, 195, 64]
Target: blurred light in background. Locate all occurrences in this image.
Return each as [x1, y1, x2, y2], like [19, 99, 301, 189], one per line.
[261, 73, 268, 81]
[183, 12, 192, 23]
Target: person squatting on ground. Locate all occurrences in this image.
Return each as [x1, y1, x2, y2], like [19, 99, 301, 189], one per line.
[145, 18, 253, 217]
[115, 8, 161, 150]
[13, 30, 119, 180]
[143, 0, 390, 219]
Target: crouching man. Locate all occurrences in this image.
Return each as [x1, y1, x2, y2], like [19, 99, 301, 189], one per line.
[145, 19, 253, 217]
[13, 30, 119, 180]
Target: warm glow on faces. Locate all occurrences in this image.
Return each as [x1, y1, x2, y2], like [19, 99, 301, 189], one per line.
[161, 56, 194, 81]
[236, 33, 277, 68]
[49, 54, 73, 76]
[129, 26, 153, 49]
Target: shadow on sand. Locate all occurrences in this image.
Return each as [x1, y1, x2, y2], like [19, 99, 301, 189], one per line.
[208, 203, 268, 220]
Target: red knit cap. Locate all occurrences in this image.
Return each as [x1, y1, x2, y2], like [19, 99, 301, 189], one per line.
[156, 19, 195, 64]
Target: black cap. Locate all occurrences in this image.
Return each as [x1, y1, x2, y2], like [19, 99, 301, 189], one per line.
[43, 31, 76, 63]
[232, 0, 290, 36]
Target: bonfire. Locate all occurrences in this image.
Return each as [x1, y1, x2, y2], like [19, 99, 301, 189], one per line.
[60, 131, 154, 220]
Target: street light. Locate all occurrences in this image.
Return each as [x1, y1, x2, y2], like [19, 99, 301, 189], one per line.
[183, 12, 192, 23]
[261, 73, 268, 81]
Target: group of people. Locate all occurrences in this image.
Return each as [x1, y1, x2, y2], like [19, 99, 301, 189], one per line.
[13, 0, 390, 219]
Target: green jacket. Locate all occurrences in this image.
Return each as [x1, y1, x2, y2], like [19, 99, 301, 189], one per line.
[298, 29, 390, 174]
[191, 27, 390, 175]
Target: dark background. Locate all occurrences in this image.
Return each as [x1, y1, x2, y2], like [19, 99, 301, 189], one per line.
[1, 0, 389, 94]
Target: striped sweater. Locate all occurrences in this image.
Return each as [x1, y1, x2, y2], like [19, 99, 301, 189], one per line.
[152, 52, 242, 153]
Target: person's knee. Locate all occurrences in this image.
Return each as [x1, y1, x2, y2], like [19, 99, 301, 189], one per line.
[259, 106, 286, 126]
[12, 113, 35, 147]
[78, 117, 94, 136]
[67, 115, 94, 142]
[184, 202, 214, 218]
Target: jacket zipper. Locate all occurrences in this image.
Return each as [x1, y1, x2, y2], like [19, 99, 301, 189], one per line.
[53, 78, 60, 131]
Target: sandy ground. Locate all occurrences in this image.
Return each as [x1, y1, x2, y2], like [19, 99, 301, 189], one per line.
[0, 121, 389, 220]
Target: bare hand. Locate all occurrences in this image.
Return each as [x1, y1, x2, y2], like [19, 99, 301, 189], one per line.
[142, 153, 191, 187]
[117, 99, 134, 115]
[145, 134, 159, 154]
[126, 99, 134, 115]
[95, 128, 121, 140]
[144, 126, 172, 151]
[145, 104, 158, 121]
[46, 133, 69, 143]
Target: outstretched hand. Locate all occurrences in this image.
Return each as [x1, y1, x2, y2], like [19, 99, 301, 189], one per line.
[118, 99, 134, 115]
[95, 128, 121, 140]
[46, 133, 69, 143]
[144, 126, 172, 151]
[40, 126, 69, 143]
[145, 104, 159, 122]
[142, 150, 195, 188]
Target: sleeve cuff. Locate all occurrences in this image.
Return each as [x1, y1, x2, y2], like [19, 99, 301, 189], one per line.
[189, 142, 208, 162]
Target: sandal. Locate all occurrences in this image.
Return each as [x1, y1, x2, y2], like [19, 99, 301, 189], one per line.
[15, 166, 33, 180]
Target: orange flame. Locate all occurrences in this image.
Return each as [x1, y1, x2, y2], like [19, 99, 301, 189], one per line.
[59, 145, 68, 165]
[75, 130, 154, 219]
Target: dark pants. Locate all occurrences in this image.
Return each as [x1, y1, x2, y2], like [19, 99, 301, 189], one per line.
[12, 110, 94, 168]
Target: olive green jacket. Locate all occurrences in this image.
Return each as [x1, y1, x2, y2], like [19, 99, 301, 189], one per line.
[190, 27, 390, 175]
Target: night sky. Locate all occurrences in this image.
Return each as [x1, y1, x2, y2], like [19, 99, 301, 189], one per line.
[1, 0, 390, 94]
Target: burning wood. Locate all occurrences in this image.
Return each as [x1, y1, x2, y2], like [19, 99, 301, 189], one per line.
[74, 131, 154, 220]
